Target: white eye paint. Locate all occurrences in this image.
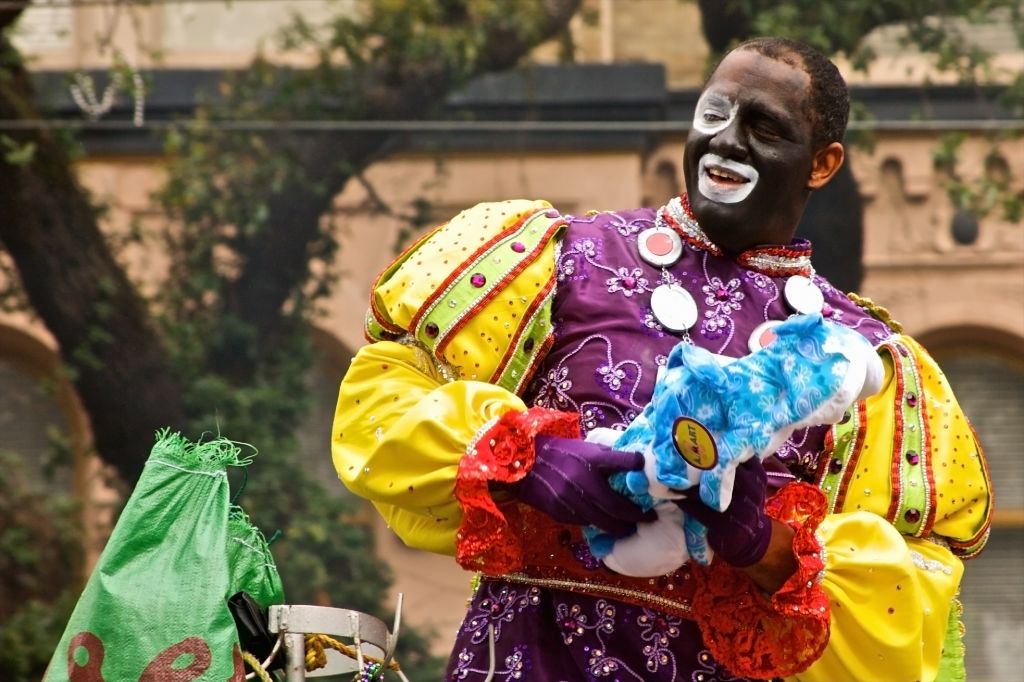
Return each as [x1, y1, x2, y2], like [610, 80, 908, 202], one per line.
[697, 153, 759, 204]
[692, 91, 738, 136]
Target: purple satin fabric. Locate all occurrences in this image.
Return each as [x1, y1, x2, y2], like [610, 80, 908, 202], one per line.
[445, 206, 893, 681]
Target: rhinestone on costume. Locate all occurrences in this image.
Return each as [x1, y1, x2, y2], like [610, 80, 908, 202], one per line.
[650, 283, 698, 332]
[637, 226, 683, 268]
[470, 273, 487, 288]
[524, 337, 535, 352]
[906, 393, 918, 408]
[511, 241, 526, 253]
[829, 458, 843, 474]
[904, 508, 921, 524]
[784, 275, 825, 314]
[905, 450, 920, 465]
[425, 322, 439, 338]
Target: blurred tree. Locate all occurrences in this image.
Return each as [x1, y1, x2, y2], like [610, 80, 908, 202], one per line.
[0, 0, 1019, 677]
[0, 0, 580, 678]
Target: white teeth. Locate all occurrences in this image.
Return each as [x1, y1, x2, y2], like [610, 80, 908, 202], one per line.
[696, 154, 759, 204]
[708, 167, 745, 182]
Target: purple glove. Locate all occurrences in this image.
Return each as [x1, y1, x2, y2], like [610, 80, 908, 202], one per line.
[676, 458, 771, 567]
[511, 434, 655, 535]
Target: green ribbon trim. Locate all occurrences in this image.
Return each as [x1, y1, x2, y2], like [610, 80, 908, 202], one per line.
[414, 209, 560, 355]
[494, 288, 555, 393]
[821, 405, 861, 513]
[889, 340, 930, 536]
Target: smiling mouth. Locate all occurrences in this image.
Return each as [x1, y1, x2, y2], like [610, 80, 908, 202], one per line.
[705, 165, 749, 185]
[696, 154, 759, 204]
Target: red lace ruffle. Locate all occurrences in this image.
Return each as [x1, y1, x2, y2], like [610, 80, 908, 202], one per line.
[690, 482, 830, 679]
[455, 407, 579, 574]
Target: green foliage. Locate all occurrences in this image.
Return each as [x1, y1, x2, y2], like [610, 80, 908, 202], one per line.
[0, 451, 83, 682]
[726, 0, 1023, 223]
[934, 132, 1022, 222]
[148, 2, 575, 676]
[1, 133, 35, 166]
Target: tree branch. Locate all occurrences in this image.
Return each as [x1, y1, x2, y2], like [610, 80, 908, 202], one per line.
[225, 0, 582, 372]
[0, 0, 28, 33]
[0, 36, 186, 485]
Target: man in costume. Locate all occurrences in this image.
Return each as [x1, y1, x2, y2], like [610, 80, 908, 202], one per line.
[332, 38, 991, 681]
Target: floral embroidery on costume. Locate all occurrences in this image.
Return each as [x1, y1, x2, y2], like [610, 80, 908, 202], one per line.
[557, 237, 599, 282]
[698, 256, 744, 348]
[639, 609, 683, 674]
[531, 333, 646, 433]
[607, 266, 653, 298]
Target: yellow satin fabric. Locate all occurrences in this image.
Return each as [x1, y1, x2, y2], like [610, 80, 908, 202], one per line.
[834, 334, 991, 547]
[333, 340, 525, 554]
[793, 334, 988, 682]
[792, 513, 963, 682]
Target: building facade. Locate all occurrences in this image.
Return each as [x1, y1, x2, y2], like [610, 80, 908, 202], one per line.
[4, 1, 1022, 677]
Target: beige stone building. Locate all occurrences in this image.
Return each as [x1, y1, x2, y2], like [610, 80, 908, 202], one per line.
[5, 1, 1022, 678]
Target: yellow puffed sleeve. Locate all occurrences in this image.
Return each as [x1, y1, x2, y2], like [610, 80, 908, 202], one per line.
[333, 340, 526, 554]
[334, 200, 567, 554]
[806, 330, 993, 681]
[819, 333, 991, 555]
[793, 512, 963, 682]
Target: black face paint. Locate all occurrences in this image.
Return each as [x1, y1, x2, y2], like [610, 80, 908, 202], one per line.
[683, 49, 820, 253]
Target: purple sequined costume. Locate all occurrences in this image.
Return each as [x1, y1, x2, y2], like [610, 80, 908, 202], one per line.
[445, 203, 893, 681]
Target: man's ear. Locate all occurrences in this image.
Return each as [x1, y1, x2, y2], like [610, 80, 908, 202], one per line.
[807, 142, 845, 190]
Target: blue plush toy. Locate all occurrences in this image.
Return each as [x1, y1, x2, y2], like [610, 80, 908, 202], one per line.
[584, 313, 883, 577]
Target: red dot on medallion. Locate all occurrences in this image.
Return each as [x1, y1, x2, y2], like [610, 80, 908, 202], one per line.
[645, 232, 675, 257]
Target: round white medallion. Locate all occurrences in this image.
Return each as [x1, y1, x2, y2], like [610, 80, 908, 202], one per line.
[748, 320, 782, 353]
[784, 275, 824, 315]
[637, 227, 684, 268]
[650, 283, 698, 332]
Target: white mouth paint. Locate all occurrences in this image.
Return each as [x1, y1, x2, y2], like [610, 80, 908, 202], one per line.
[692, 90, 738, 136]
[697, 153, 759, 204]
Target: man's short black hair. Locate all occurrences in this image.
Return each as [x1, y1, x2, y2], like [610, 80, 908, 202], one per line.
[726, 37, 850, 148]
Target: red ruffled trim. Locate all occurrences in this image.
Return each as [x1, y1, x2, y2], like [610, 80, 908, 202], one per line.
[455, 407, 579, 574]
[690, 482, 830, 680]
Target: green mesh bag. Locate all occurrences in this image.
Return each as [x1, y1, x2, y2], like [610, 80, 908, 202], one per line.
[44, 430, 283, 681]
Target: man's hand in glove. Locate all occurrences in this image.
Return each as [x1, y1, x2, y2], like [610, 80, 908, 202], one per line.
[677, 458, 796, 591]
[508, 434, 656, 536]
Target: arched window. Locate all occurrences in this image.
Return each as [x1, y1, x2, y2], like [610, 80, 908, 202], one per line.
[0, 329, 75, 491]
